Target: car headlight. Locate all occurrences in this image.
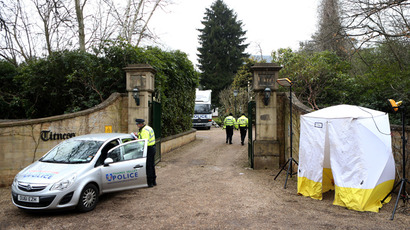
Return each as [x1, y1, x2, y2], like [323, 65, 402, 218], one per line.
[50, 174, 77, 191]
[12, 174, 20, 187]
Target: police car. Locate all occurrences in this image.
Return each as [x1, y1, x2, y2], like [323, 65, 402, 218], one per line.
[11, 133, 148, 212]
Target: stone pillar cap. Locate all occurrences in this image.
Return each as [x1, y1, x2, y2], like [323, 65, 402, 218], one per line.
[251, 63, 282, 72]
[123, 64, 157, 74]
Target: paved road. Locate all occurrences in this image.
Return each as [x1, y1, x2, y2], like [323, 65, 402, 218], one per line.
[0, 128, 408, 229]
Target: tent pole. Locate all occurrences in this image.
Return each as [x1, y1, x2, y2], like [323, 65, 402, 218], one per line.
[274, 84, 299, 189]
[381, 105, 409, 220]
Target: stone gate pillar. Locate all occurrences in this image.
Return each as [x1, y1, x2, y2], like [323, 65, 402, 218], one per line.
[251, 63, 282, 169]
[124, 64, 156, 133]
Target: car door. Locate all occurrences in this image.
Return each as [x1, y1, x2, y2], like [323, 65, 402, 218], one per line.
[100, 139, 147, 193]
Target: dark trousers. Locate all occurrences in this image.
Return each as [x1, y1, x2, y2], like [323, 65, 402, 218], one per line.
[240, 127, 247, 144]
[146, 145, 157, 185]
[225, 126, 234, 144]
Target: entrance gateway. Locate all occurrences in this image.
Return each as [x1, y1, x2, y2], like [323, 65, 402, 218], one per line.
[249, 63, 282, 169]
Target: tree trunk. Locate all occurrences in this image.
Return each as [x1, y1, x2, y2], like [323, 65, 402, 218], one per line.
[75, 0, 86, 51]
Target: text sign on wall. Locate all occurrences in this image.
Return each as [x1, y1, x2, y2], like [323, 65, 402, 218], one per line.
[258, 74, 275, 88]
[40, 130, 75, 141]
[131, 74, 146, 89]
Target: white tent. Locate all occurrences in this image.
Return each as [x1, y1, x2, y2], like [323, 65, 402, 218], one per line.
[297, 105, 395, 212]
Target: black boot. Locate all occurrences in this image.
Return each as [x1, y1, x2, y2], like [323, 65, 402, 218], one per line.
[147, 178, 153, 187]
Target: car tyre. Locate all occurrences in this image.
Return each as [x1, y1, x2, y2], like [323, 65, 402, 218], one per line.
[77, 184, 99, 212]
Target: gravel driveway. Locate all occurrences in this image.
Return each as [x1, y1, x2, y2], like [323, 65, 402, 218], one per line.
[0, 128, 409, 229]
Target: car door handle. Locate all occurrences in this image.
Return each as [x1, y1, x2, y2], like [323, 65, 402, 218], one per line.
[134, 164, 143, 169]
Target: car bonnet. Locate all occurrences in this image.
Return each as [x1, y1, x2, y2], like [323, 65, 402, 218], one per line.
[17, 161, 87, 184]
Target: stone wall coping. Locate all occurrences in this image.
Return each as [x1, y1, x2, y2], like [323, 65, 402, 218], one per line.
[161, 129, 196, 142]
[251, 63, 283, 72]
[0, 93, 126, 128]
[278, 92, 313, 114]
[391, 124, 410, 132]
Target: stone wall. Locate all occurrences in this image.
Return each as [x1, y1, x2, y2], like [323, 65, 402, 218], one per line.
[0, 93, 128, 186]
[391, 125, 410, 182]
[161, 129, 196, 154]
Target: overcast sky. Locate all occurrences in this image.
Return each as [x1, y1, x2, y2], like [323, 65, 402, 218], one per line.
[149, 0, 320, 67]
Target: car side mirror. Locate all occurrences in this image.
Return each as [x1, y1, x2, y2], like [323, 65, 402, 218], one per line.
[103, 158, 114, 166]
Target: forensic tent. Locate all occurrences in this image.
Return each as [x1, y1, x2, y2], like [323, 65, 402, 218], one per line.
[297, 105, 395, 212]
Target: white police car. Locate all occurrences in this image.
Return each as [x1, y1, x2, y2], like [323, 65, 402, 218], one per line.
[11, 133, 148, 212]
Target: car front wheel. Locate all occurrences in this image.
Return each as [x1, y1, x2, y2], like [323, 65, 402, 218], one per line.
[76, 184, 99, 212]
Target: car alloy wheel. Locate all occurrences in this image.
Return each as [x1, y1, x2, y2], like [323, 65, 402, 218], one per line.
[77, 184, 98, 212]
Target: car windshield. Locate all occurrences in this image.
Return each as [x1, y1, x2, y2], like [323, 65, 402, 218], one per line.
[40, 139, 103, 163]
[194, 104, 212, 114]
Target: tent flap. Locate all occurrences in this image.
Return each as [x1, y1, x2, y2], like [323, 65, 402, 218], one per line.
[333, 180, 394, 212]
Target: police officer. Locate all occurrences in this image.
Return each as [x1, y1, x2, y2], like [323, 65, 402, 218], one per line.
[134, 119, 157, 187]
[237, 113, 249, 145]
[223, 113, 237, 144]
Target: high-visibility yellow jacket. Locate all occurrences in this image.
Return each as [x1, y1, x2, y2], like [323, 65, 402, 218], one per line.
[138, 125, 156, 146]
[223, 115, 238, 129]
[237, 115, 248, 128]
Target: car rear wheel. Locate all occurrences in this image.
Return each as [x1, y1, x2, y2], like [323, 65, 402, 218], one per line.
[77, 184, 99, 212]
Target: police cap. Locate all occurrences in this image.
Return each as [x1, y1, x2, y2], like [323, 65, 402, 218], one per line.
[135, 119, 145, 124]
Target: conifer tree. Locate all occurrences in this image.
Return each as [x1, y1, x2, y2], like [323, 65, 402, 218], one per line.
[197, 0, 248, 106]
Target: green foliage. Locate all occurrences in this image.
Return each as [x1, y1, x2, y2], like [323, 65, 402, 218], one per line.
[270, 40, 409, 125]
[232, 58, 256, 89]
[213, 116, 223, 126]
[197, 0, 249, 107]
[0, 61, 23, 118]
[101, 44, 199, 137]
[272, 48, 351, 109]
[0, 42, 198, 137]
[13, 51, 106, 117]
[143, 47, 199, 137]
[347, 41, 410, 124]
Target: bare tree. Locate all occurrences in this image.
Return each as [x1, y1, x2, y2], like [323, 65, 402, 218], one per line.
[86, 0, 117, 50]
[103, 0, 167, 45]
[313, 0, 350, 57]
[0, 0, 38, 64]
[219, 86, 248, 118]
[74, 0, 86, 51]
[32, 0, 70, 55]
[339, 0, 409, 70]
[341, 0, 409, 46]
[0, 0, 171, 64]
[136, 0, 162, 46]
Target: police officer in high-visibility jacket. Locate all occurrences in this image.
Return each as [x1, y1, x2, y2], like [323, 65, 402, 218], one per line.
[134, 119, 157, 187]
[237, 113, 249, 145]
[223, 113, 237, 144]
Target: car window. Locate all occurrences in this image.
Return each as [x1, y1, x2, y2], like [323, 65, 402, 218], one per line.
[121, 137, 135, 143]
[95, 140, 120, 167]
[123, 141, 145, 160]
[107, 140, 146, 162]
[41, 139, 103, 163]
[107, 148, 123, 162]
